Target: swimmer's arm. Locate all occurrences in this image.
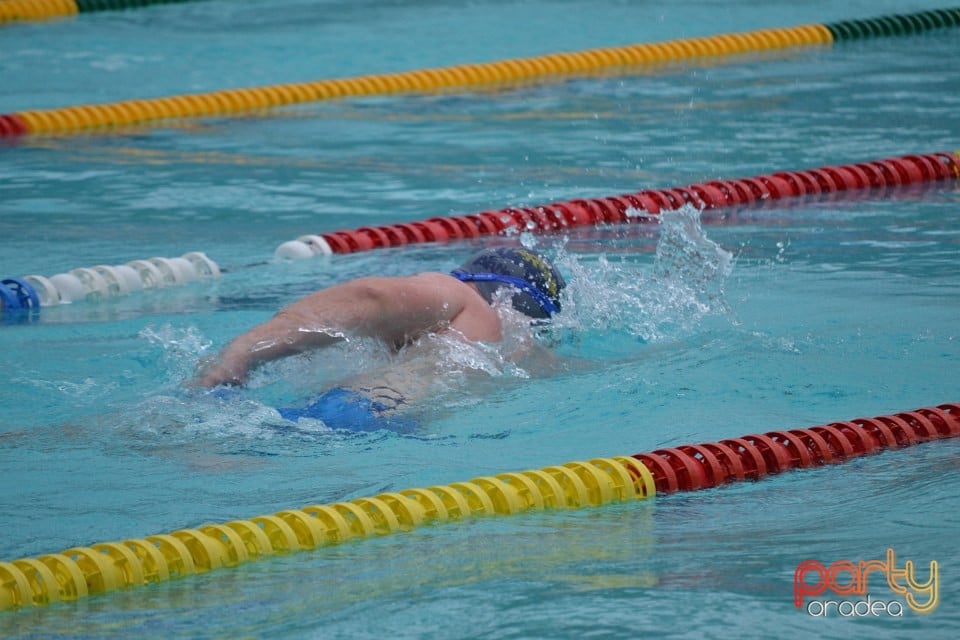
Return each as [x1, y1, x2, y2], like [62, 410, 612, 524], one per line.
[192, 311, 338, 387]
[193, 273, 492, 387]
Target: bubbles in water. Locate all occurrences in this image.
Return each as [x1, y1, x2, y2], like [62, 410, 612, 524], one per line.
[775, 240, 789, 263]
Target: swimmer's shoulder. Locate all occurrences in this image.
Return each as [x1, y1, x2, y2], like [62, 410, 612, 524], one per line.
[406, 271, 502, 342]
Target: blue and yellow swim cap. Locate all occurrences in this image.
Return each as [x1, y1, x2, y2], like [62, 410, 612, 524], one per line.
[451, 247, 565, 319]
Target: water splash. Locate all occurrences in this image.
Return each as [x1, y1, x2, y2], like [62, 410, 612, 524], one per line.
[126, 209, 734, 437]
[139, 323, 213, 388]
[554, 204, 734, 344]
[652, 205, 734, 330]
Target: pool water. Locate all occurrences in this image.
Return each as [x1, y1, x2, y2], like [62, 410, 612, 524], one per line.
[1, 0, 959, 637]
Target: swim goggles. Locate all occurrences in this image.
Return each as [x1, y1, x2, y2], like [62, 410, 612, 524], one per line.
[449, 269, 560, 316]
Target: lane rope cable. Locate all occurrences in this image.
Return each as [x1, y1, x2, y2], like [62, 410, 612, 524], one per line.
[1, 8, 958, 137]
[0, 0, 199, 25]
[1, 402, 956, 611]
[4, 150, 957, 319]
[274, 150, 960, 258]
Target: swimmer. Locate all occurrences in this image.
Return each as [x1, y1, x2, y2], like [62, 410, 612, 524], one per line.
[192, 247, 566, 431]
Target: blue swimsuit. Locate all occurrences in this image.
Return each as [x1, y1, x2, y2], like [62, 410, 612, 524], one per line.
[277, 387, 415, 433]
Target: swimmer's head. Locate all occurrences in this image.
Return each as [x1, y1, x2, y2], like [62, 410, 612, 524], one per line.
[451, 247, 566, 320]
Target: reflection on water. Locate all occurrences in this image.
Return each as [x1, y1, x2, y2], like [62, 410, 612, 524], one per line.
[0, 501, 659, 639]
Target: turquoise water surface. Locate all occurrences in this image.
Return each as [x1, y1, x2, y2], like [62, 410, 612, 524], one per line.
[1, 0, 959, 638]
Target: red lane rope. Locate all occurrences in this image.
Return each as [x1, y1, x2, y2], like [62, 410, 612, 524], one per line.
[296, 151, 960, 255]
[0, 114, 29, 137]
[629, 403, 960, 494]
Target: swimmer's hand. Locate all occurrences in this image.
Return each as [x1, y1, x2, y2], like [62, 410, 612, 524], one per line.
[190, 355, 249, 388]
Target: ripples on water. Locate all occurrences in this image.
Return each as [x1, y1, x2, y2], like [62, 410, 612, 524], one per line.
[2, 2, 959, 637]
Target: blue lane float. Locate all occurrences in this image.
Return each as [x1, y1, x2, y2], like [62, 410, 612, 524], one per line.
[0, 278, 40, 312]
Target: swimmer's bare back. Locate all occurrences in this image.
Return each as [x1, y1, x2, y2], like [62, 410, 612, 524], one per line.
[193, 273, 502, 388]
